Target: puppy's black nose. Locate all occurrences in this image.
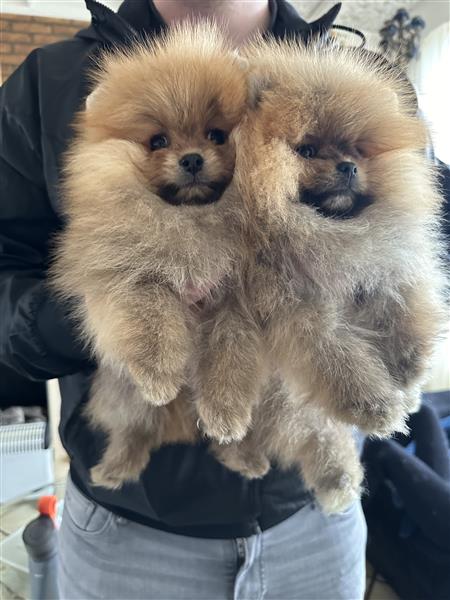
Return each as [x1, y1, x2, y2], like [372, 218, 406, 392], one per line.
[336, 161, 358, 181]
[179, 153, 204, 175]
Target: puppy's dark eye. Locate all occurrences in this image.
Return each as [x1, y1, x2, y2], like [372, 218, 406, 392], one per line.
[207, 129, 227, 145]
[296, 144, 318, 158]
[149, 134, 169, 151]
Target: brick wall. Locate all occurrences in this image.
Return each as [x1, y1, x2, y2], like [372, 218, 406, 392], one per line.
[1, 13, 88, 82]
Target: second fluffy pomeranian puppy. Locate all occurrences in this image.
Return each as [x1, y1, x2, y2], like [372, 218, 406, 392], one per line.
[51, 23, 249, 489]
[212, 41, 447, 437]
[203, 41, 447, 510]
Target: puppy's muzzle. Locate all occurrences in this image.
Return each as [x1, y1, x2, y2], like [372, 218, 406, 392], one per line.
[300, 184, 373, 219]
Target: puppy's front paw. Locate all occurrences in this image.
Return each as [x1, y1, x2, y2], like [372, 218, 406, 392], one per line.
[394, 345, 426, 386]
[129, 366, 183, 406]
[404, 384, 422, 414]
[139, 375, 183, 406]
[197, 403, 252, 444]
[352, 389, 409, 437]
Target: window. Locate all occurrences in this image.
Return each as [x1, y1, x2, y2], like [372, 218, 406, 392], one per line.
[409, 22, 450, 164]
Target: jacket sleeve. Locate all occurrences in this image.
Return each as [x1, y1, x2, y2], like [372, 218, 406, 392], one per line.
[0, 50, 90, 380]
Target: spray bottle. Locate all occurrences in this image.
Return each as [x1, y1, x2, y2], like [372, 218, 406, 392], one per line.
[22, 495, 59, 600]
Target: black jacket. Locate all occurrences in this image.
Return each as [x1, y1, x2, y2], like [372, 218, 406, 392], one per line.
[0, 0, 341, 538]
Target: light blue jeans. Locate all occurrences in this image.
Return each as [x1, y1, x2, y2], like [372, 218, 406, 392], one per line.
[58, 475, 366, 600]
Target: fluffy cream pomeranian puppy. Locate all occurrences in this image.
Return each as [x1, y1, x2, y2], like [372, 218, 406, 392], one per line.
[203, 41, 447, 511]
[51, 22, 250, 489]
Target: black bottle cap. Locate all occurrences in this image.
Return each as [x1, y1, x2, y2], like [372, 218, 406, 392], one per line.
[22, 515, 57, 562]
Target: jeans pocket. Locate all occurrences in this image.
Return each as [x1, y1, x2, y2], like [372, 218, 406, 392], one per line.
[64, 475, 114, 536]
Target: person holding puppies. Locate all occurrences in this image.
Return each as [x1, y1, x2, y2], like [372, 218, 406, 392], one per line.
[0, 1, 369, 598]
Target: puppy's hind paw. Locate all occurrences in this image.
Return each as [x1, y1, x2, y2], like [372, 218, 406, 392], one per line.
[90, 464, 128, 490]
[197, 404, 252, 444]
[89, 460, 145, 490]
[234, 455, 271, 479]
[313, 458, 364, 515]
[212, 443, 271, 479]
[315, 472, 363, 514]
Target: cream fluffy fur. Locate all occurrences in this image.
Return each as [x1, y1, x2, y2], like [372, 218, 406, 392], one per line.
[208, 41, 447, 511]
[51, 27, 447, 512]
[51, 23, 249, 489]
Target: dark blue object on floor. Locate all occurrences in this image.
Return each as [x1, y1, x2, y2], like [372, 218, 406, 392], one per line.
[363, 394, 450, 600]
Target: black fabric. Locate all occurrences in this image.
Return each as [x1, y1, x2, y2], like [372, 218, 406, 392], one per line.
[425, 389, 450, 419]
[394, 402, 450, 481]
[0, 364, 46, 408]
[436, 159, 450, 254]
[363, 402, 450, 600]
[0, 0, 339, 538]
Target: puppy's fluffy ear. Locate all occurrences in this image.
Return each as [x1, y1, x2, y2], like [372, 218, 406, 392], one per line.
[247, 70, 273, 109]
[231, 52, 270, 108]
[85, 86, 102, 112]
[384, 88, 400, 113]
[382, 84, 418, 121]
[232, 51, 249, 72]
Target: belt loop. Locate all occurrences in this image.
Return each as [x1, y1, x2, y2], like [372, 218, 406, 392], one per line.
[236, 537, 247, 567]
